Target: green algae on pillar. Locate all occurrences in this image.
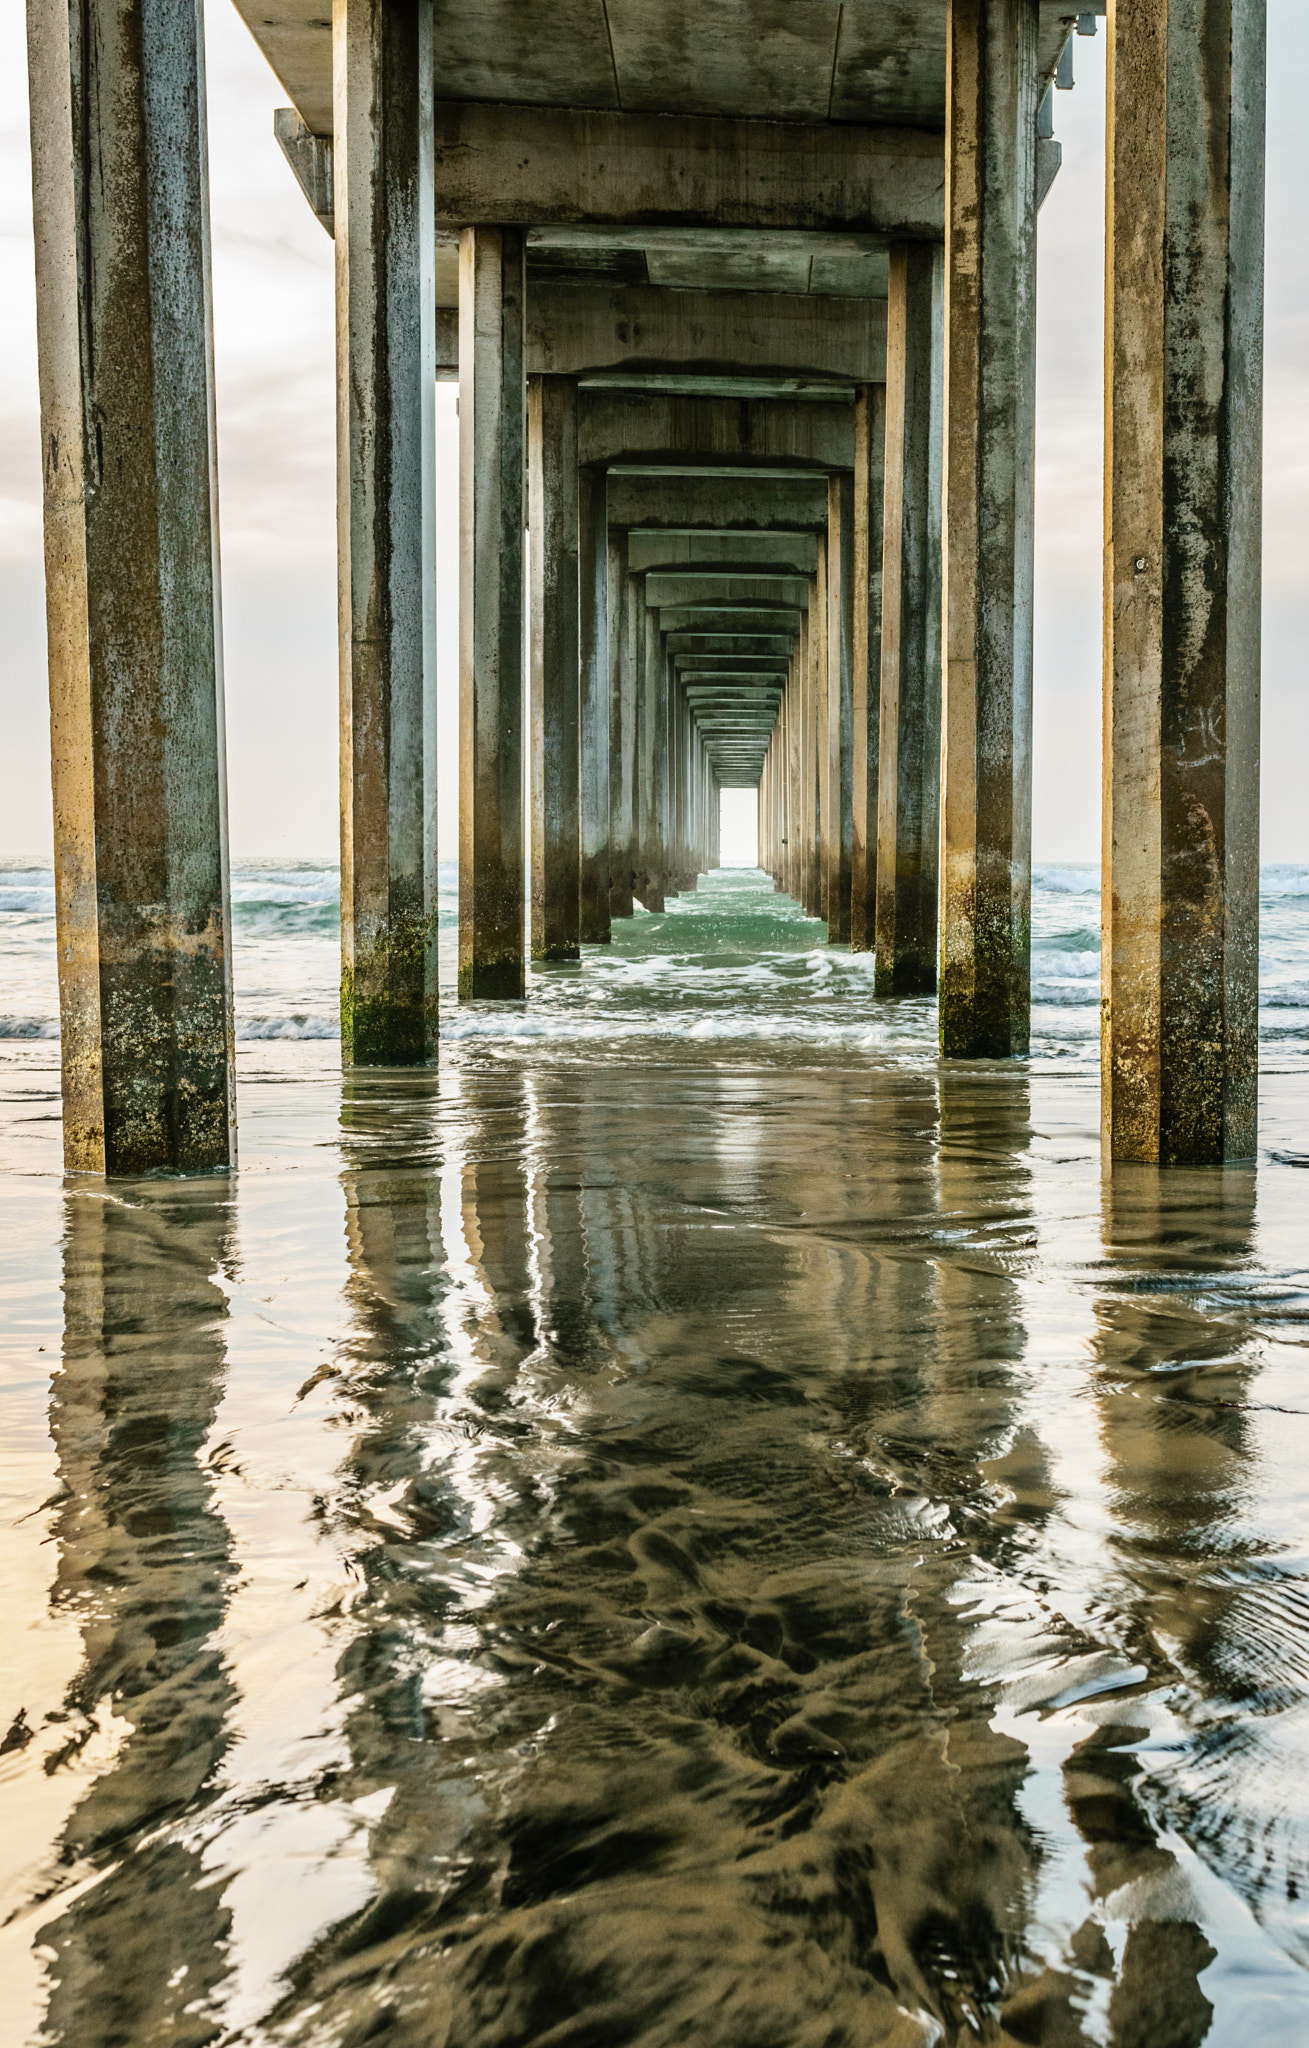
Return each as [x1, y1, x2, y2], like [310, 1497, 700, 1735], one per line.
[1103, 0, 1264, 1163]
[460, 226, 527, 999]
[528, 375, 581, 963]
[876, 243, 942, 997]
[335, 0, 434, 1063]
[940, 0, 1038, 1056]
[28, 0, 235, 1172]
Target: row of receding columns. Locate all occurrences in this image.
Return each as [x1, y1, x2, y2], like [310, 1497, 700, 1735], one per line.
[26, 0, 1265, 1172]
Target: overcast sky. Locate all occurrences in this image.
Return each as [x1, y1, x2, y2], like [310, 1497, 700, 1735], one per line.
[1, 3, 1305, 862]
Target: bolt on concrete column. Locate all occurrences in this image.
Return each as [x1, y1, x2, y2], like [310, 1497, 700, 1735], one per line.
[1103, 0, 1264, 1162]
[850, 385, 887, 953]
[335, 0, 433, 1063]
[579, 468, 611, 941]
[876, 243, 943, 996]
[528, 374, 581, 963]
[459, 226, 526, 998]
[28, 0, 235, 1172]
[608, 539, 636, 918]
[826, 472, 856, 942]
[940, 0, 1038, 1056]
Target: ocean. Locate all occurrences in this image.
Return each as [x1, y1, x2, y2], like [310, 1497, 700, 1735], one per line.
[3, 863, 1309, 2045]
[3, 855, 1309, 1059]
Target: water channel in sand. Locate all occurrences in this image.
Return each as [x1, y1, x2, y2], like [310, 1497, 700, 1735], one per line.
[3, 870, 1309, 2044]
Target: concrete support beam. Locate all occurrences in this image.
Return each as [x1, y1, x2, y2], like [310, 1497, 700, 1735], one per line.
[1103, 0, 1264, 1162]
[940, 0, 1038, 1056]
[527, 283, 886, 383]
[578, 392, 854, 471]
[607, 473, 829, 533]
[850, 383, 886, 952]
[579, 467, 611, 942]
[460, 225, 526, 998]
[335, 0, 433, 1064]
[430, 101, 944, 236]
[876, 243, 943, 995]
[826, 472, 855, 940]
[28, 0, 235, 1171]
[528, 374, 580, 962]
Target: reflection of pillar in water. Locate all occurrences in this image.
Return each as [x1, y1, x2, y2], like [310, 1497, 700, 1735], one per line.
[1068, 1163, 1258, 2042]
[40, 1183, 237, 2044]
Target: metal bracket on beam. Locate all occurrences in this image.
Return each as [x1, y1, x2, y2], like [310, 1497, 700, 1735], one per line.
[274, 109, 334, 237]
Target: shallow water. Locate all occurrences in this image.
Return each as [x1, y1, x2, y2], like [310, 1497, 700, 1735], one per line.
[3, 871, 1309, 2045]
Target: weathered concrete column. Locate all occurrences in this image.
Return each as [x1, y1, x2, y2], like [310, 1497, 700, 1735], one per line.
[786, 650, 803, 901]
[335, 0, 433, 1062]
[876, 244, 943, 995]
[826, 472, 856, 941]
[810, 553, 828, 920]
[579, 469, 611, 941]
[528, 374, 580, 963]
[28, 0, 235, 1172]
[940, 0, 1038, 1055]
[460, 225, 526, 998]
[638, 597, 667, 911]
[850, 385, 886, 952]
[608, 534, 636, 918]
[798, 608, 819, 916]
[1103, 0, 1264, 1162]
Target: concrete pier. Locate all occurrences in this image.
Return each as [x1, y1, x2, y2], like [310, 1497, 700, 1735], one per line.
[335, 0, 432, 1062]
[459, 226, 526, 999]
[30, 0, 1269, 1167]
[528, 374, 581, 962]
[28, 0, 234, 1172]
[876, 243, 942, 996]
[1103, 0, 1265, 1163]
[939, 0, 1038, 1057]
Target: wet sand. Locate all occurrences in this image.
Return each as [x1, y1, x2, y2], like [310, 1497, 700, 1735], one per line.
[4, 882, 1309, 2045]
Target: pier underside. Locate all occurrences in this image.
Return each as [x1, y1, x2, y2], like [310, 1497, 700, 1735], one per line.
[25, 0, 1264, 1165]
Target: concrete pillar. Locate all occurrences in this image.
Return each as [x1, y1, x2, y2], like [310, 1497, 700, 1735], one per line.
[660, 646, 678, 897]
[608, 534, 636, 918]
[811, 552, 828, 920]
[798, 609, 818, 916]
[1103, 0, 1264, 1162]
[786, 650, 803, 901]
[826, 472, 855, 941]
[28, 0, 235, 1172]
[417, 0, 439, 1051]
[876, 243, 943, 995]
[940, 0, 1038, 1056]
[528, 374, 580, 963]
[850, 385, 887, 953]
[579, 469, 611, 941]
[335, 0, 435, 1064]
[638, 599, 667, 911]
[459, 225, 526, 998]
